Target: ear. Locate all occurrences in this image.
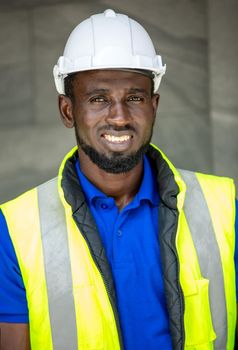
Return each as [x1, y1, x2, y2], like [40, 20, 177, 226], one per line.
[151, 94, 160, 117]
[58, 95, 74, 128]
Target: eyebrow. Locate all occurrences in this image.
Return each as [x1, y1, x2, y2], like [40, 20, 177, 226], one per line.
[85, 88, 109, 97]
[127, 88, 149, 95]
[85, 87, 149, 97]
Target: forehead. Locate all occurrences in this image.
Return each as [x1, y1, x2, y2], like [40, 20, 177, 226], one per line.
[72, 69, 152, 93]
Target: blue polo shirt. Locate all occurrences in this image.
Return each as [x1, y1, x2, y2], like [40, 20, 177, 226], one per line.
[75, 156, 172, 349]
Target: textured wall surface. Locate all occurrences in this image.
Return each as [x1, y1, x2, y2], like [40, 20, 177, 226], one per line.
[208, 0, 238, 180]
[0, 0, 237, 203]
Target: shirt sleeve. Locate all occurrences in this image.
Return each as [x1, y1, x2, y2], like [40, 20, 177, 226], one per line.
[0, 209, 29, 323]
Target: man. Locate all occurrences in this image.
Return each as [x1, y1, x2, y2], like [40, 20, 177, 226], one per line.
[0, 9, 237, 350]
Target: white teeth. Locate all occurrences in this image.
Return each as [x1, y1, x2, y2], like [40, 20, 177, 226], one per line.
[104, 134, 131, 143]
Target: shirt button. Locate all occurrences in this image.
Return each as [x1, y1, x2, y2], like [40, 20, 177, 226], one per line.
[100, 203, 108, 209]
[117, 230, 122, 237]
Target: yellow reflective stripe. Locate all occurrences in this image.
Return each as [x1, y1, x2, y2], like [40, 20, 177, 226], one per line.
[38, 178, 78, 349]
[196, 173, 236, 350]
[1, 189, 53, 350]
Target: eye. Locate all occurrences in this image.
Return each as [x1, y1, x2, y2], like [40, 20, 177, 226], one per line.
[90, 96, 107, 103]
[127, 95, 144, 102]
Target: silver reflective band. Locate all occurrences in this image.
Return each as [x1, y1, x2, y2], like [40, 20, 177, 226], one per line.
[179, 170, 227, 349]
[38, 178, 78, 349]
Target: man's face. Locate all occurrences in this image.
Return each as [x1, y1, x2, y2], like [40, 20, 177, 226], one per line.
[61, 70, 159, 173]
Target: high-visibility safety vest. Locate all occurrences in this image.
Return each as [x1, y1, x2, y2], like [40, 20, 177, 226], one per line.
[1, 145, 236, 350]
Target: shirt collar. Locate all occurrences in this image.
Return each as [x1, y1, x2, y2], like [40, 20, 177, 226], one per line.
[75, 155, 159, 207]
[75, 160, 105, 206]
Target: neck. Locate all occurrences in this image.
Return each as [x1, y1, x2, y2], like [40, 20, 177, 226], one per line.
[78, 149, 143, 210]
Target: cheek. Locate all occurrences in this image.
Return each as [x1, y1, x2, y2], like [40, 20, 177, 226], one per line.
[77, 109, 105, 129]
[136, 108, 155, 129]
[74, 115, 100, 143]
[139, 116, 155, 140]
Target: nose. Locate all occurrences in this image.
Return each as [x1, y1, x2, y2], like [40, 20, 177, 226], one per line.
[106, 100, 131, 126]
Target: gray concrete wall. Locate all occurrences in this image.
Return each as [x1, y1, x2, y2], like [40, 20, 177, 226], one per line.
[0, 0, 237, 203]
[208, 0, 238, 181]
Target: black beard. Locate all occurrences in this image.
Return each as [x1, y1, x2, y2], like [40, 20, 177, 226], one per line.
[75, 130, 151, 174]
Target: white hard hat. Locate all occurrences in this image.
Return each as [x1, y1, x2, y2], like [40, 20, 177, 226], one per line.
[53, 9, 166, 94]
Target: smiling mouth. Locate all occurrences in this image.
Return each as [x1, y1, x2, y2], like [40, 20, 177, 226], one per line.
[102, 134, 132, 143]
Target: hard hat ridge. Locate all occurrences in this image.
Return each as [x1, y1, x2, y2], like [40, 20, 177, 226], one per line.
[53, 9, 166, 94]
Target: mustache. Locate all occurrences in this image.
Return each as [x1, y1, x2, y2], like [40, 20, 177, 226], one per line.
[98, 125, 136, 133]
